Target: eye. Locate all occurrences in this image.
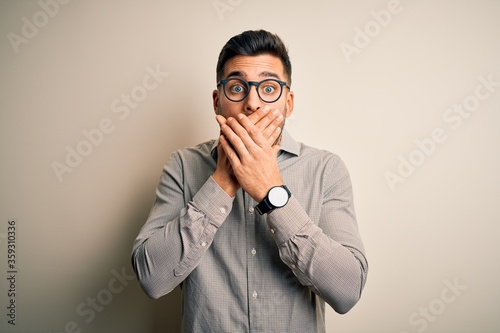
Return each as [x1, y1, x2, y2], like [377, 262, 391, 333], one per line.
[262, 85, 276, 94]
[229, 83, 245, 94]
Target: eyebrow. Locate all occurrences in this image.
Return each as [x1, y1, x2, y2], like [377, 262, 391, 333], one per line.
[226, 71, 280, 80]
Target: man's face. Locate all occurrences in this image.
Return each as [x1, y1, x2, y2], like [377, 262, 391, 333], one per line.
[213, 54, 294, 133]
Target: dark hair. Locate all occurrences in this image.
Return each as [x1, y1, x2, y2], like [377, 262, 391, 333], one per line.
[216, 30, 292, 86]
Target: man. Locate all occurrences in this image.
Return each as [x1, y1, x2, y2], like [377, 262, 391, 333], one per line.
[132, 30, 368, 333]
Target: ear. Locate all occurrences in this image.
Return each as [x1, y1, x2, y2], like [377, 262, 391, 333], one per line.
[212, 89, 220, 115]
[285, 90, 295, 118]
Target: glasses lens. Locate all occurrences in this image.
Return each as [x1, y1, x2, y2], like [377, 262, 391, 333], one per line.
[258, 79, 282, 103]
[224, 79, 248, 102]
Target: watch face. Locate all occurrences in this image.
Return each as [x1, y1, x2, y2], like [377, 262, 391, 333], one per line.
[268, 187, 289, 207]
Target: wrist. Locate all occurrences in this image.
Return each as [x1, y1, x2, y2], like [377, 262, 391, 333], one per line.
[254, 182, 282, 202]
[212, 171, 239, 197]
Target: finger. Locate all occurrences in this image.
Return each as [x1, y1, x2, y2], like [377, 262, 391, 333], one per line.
[247, 107, 271, 125]
[247, 107, 283, 141]
[218, 134, 241, 168]
[227, 114, 269, 151]
[217, 115, 240, 149]
[218, 114, 255, 149]
[219, 110, 280, 142]
[254, 108, 281, 133]
[220, 112, 280, 155]
[267, 125, 282, 147]
[261, 111, 283, 143]
[223, 115, 276, 161]
[215, 114, 227, 126]
[220, 119, 251, 158]
[217, 141, 238, 178]
[234, 112, 282, 148]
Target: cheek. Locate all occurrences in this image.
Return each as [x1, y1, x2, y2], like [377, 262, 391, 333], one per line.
[279, 101, 289, 117]
[218, 100, 241, 118]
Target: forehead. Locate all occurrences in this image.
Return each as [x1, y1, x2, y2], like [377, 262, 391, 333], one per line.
[223, 54, 286, 79]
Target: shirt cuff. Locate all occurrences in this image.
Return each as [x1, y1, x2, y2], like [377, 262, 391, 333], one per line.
[266, 195, 310, 245]
[191, 176, 234, 227]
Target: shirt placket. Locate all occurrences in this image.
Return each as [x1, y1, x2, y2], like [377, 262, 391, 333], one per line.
[244, 191, 261, 332]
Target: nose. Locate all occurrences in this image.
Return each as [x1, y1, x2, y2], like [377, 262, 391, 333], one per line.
[243, 85, 262, 114]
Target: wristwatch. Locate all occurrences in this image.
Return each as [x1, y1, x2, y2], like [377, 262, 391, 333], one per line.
[255, 185, 291, 215]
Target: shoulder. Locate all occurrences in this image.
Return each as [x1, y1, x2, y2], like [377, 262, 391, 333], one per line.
[297, 141, 345, 166]
[160, 140, 217, 187]
[169, 139, 216, 161]
[295, 142, 352, 186]
[283, 130, 343, 167]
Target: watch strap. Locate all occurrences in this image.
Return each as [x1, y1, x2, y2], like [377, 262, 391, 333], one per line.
[255, 197, 274, 215]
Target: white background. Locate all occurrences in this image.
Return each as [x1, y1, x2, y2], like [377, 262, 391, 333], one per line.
[1, 0, 499, 332]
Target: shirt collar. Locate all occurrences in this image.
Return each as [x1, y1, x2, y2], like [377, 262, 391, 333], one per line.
[279, 129, 300, 156]
[210, 129, 299, 160]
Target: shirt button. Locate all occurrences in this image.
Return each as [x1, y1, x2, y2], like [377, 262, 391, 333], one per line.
[270, 228, 275, 234]
[252, 291, 258, 298]
[291, 264, 296, 269]
[220, 207, 226, 214]
[251, 248, 256, 255]
[249, 207, 254, 213]
[201, 241, 207, 247]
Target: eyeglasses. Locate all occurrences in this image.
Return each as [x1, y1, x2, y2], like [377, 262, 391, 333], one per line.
[217, 78, 290, 103]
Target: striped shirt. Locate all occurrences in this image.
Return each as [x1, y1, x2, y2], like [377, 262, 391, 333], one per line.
[132, 130, 368, 333]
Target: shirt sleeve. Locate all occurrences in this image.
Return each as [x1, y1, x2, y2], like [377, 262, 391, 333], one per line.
[131, 152, 233, 299]
[267, 155, 368, 314]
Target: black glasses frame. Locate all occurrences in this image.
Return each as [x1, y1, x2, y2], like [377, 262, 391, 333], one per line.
[217, 78, 290, 103]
